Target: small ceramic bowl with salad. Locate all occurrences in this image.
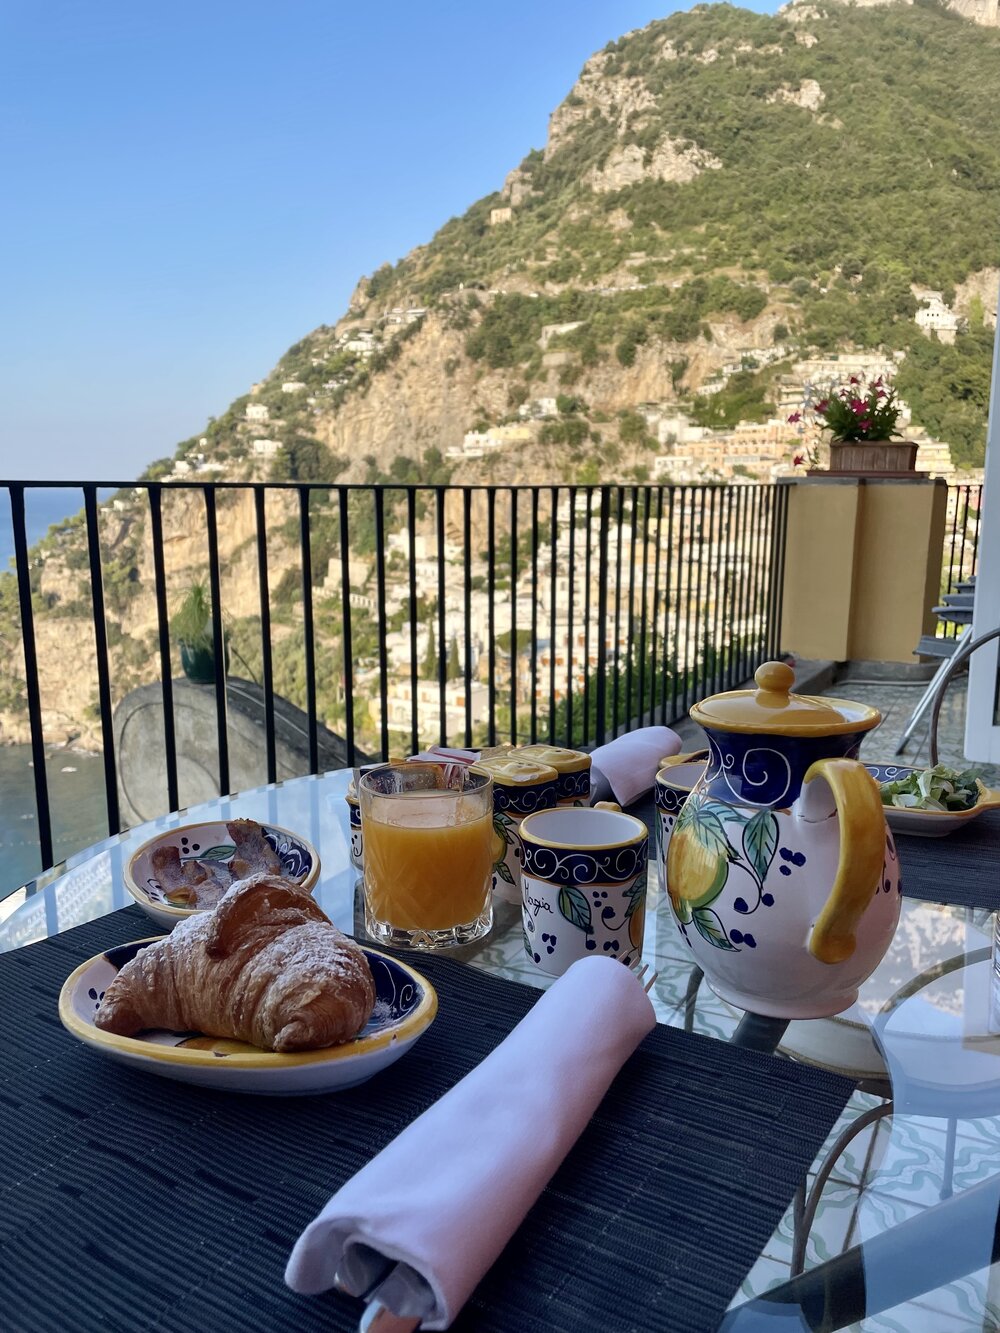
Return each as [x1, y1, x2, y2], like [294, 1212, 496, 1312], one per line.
[866, 763, 1000, 837]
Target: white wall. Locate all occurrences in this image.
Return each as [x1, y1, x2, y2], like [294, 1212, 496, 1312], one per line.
[966, 277, 1000, 762]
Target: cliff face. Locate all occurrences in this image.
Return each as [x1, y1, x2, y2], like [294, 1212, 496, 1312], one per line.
[2, 488, 302, 750]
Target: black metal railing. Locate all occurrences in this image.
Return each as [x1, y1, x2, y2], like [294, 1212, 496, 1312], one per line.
[0, 481, 788, 891]
[940, 483, 984, 636]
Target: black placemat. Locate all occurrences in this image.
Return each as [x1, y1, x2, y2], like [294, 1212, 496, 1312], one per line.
[1, 906, 852, 1333]
[896, 810, 1000, 909]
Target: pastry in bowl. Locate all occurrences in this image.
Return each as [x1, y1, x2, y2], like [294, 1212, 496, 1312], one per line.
[124, 817, 319, 929]
[96, 875, 375, 1052]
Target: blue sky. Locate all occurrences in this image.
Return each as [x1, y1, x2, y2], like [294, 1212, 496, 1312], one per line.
[0, 1, 780, 482]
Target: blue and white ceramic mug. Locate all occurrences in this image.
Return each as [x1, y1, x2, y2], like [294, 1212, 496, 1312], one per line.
[345, 784, 363, 871]
[519, 805, 648, 976]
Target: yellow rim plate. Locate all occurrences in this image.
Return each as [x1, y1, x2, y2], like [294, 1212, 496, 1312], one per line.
[58, 938, 438, 1070]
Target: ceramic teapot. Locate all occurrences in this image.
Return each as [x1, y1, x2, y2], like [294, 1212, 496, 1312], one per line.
[665, 661, 901, 1018]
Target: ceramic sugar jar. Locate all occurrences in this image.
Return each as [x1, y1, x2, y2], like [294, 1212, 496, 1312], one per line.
[469, 754, 560, 904]
[665, 662, 901, 1018]
[516, 745, 592, 806]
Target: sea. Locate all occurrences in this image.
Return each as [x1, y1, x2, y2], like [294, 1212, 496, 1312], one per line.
[0, 485, 115, 568]
[0, 746, 108, 902]
[0, 487, 113, 902]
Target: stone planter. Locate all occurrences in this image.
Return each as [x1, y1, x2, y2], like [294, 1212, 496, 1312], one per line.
[821, 438, 918, 478]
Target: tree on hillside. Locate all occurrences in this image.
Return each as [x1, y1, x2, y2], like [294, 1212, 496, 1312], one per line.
[447, 636, 461, 681]
[270, 436, 345, 483]
[422, 622, 438, 680]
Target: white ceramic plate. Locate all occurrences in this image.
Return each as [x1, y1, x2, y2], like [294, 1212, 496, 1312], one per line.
[124, 821, 320, 929]
[866, 764, 1000, 838]
[59, 938, 437, 1095]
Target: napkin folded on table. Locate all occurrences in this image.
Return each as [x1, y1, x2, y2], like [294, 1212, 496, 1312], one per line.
[285, 956, 656, 1330]
[589, 725, 682, 808]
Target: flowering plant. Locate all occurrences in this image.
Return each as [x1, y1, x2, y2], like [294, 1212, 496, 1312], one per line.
[788, 376, 900, 443]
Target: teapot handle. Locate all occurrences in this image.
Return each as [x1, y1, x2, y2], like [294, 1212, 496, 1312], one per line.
[802, 758, 886, 965]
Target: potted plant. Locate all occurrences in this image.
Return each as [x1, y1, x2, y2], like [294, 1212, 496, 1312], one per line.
[788, 376, 917, 476]
[172, 582, 227, 684]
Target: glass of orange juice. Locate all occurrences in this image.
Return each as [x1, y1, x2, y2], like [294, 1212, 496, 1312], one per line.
[359, 763, 495, 948]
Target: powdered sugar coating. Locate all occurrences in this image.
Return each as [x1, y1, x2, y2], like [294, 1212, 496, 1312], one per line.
[97, 875, 376, 1052]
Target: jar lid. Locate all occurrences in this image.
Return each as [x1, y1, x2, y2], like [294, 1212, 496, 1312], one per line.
[470, 755, 560, 787]
[516, 744, 591, 774]
[690, 661, 881, 736]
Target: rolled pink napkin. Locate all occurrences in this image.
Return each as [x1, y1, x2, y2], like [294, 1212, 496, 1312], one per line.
[590, 725, 682, 807]
[285, 956, 655, 1329]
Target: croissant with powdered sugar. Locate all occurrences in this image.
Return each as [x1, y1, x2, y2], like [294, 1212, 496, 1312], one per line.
[95, 875, 375, 1052]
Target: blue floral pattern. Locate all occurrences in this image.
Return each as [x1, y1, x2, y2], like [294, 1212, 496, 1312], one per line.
[521, 837, 647, 886]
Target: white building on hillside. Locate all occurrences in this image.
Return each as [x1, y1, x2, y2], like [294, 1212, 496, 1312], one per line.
[914, 290, 959, 345]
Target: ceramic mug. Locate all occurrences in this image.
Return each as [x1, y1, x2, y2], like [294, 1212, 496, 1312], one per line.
[345, 786, 364, 871]
[654, 750, 708, 889]
[519, 805, 648, 976]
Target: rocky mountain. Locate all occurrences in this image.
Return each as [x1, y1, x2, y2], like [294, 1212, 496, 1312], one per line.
[150, 0, 1000, 489]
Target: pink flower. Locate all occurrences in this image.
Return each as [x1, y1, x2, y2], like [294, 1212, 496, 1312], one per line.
[876, 388, 886, 398]
[787, 411, 802, 424]
[875, 376, 883, 386]
[850, 398, 866, 414]
[793, 453, 805, 466]
[815, 398, 829, 413]
[859, 418, 872, 432]
[849, 376, 860, 385]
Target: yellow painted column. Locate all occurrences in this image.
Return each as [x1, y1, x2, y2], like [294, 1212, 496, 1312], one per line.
[780, 479, 862, 661]
[779, 478, 947, 665]
[848, 478, 948, 662]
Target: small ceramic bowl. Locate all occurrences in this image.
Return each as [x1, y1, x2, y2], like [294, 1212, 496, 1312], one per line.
[124, 821, 320, 929]
[59, 938, 438, 1095]
[866, 764, 1000, 838]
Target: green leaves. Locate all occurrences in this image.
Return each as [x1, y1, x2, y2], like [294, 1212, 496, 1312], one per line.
[624, 872, 647, 920]
[558, 885, 593, 934]
[494, 858, 516, 886]
[742, 810, 778, 885]
[679, 793, 737, 859]
[693, 907, 738, 951]
[493, 810, 516, 846]
[186, 844, 235, 863]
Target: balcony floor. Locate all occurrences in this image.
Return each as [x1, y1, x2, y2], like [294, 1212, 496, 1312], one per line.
[817, 672, 1000, 787]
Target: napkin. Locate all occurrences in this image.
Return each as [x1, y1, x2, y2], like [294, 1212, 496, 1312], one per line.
[589, 725, 682, 807]
[285, 956, 656, 1329]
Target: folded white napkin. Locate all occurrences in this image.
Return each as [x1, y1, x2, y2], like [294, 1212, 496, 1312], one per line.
[285, 956, 656, 1329]
[589, 725, 682, 807]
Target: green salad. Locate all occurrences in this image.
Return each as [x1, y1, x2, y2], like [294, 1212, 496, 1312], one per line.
[879, 764, 980, 812]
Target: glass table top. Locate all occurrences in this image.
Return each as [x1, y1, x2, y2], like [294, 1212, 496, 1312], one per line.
[4, 769, 1000, 1331]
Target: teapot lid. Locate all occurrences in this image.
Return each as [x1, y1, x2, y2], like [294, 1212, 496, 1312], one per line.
[691, 661, 881, 736]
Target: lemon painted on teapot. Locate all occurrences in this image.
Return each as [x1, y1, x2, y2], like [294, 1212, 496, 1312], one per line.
[665, 662, 901, 1019]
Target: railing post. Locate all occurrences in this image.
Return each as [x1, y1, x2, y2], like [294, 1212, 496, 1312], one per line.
[83, 485, 120, 838]
[338, 485, 356, 767]
[147, 486, 180, 809]
[374, 487, 389, 761]
[203, 486, 230, 798]
[595, 488, 610, 746]
[8, 484, 53, 871]
[253, 487, 277, 786]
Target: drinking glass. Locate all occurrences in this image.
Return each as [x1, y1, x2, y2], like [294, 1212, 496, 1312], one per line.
[359, 763, 495, 949]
